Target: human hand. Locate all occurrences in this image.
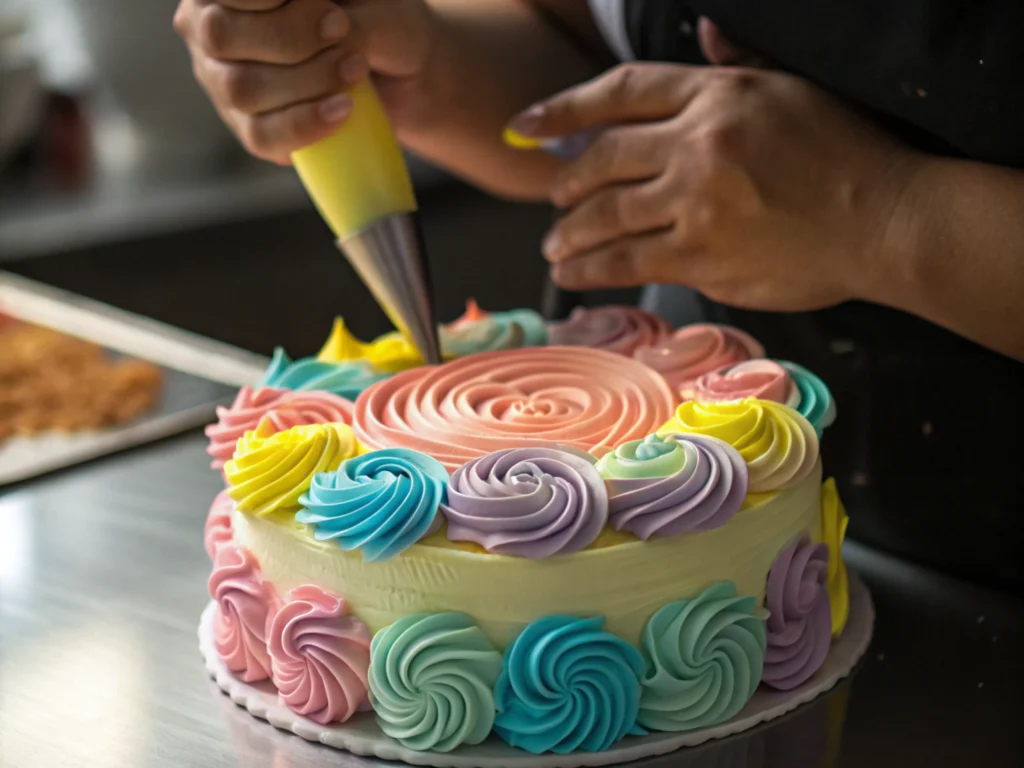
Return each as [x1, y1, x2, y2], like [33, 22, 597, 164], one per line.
[511, 62, 921, 312]
[174, 0, 436, 164]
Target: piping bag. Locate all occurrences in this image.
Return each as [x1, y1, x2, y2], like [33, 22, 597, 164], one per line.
[292, 81, 441, 364]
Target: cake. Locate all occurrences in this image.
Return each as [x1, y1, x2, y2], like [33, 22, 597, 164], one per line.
[202, 303, 851, 757]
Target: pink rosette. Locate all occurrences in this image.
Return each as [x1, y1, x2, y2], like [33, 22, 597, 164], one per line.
[268, 585, 372, 724]
[691, 359, 800, 406]
[634, 324, 765, 395]
[208, 544, 277, 682]
[546, 305, 671, 356]
[204, 489, 234, 560]
[762, 534, 832, 691]
[205, 386, 354, 469]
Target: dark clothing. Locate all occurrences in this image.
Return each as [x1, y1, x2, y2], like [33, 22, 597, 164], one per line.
[625, 1, 1024, 592]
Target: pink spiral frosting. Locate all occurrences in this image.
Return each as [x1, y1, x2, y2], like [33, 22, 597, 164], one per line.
[691, 360, 799, 406]
[353, 347, 678, 471]
[268, 585, 372, 724]
[546, 306, 671, 356]
[204, 489, 234, 560]
[205, 386, 355, 469]
[634, 324, 765, 394]
[762, 535, 832, 691]
[208, 544, 277, 682]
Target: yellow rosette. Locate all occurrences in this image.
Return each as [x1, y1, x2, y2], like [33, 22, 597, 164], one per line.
[821, 477, 850, 636]
[316, 317, 423, 374]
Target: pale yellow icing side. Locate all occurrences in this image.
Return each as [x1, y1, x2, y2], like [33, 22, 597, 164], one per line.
[233, 461, 823, 649]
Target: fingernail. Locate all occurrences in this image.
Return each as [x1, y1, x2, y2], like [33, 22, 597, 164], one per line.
[339, 55, 368, 83]
[318, 94, 352, 123]
[319, 10, 348, 42]
[509, 105, 546, 137]
[542, 230, 563, 259]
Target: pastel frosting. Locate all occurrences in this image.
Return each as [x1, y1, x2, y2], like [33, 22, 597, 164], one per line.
[637, 582, 766, 732]
[204, 489, 234, 560]
[494, 615, 644, 754]
[658, 398, 818, 493]
[208, 544, 276, 682]
[267, 585, 372, 724]
[225, 420, 362, 517]
[688, 360, 799, 407]
[821, 479, 850, 636]
[296, 448, 449, 562]
[450, 300, 549, 347]
[369, 613, 502, 752]
[260, 347, 390, 400]
[634, 324, 764, 393]
[316, 317, 423, 374]
[780, 361, 836, 436]
[353, 346, 678, 471]
[762, 535, 832, 691]
[546, 305, 671, 356]
[443, 447, 609, 558]
[596, 434, 747, 539]
[205, 386, 354, 470]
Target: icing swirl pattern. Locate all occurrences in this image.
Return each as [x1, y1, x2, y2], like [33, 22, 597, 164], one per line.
[296, 448, 449, 562]
[353, 346, 678, 471]
[260, 347, 389, 400]
[546, 305, 671, 356]
[225, 420, 362, 517]
[637, 582, 766, 732]
[316, 318, 422, 373]
[658, 398, 818, 493]
[779, 361, 836, 436]
[439, 317, 525, 358]
[634, 324, 764, 393]
[208, 544, 276, 682]
[689, 360, 799, 407]
[369, 613, 502, 753]
[204, 489, 234, 560]
[205, 386, 355, 470]
[821, 478, 850, 636]
[442, 447, 608, 558]
[596, 434, 747, 539]
[762, 535, 832, 691]
[451, 300, 549, 347]
[268, 585, 372, 724]
[494, 615, 644, 754]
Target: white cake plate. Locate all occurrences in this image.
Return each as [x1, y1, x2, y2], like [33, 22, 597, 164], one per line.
[199, 574, 874, 768]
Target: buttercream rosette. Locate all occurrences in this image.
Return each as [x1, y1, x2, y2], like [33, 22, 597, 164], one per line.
[267, 585, 372, 724]
[225, 419, 363, 517]
[353, 346, 678, 471]
[450, 300, 548, 348]
[442, 446, 608, 558]
[494, 614, 645, 754]
[762, 535, 832, 691]
[635, 323, 764, 393]
[205, 386, 355, 470]
[204, 489, 234, 560]
[596, 433, 747, 539]
[546, 305, 671, 356]
[780, 361, 836, 436]
[821, 478, 850, 636]
[260, 347, 389, 400]
[637, 582, 766, 732]
[369, 613, 502, 753]
[208, 544, 277, 683]
[297, 448, 449, 562]
[658, 398, 818, 493]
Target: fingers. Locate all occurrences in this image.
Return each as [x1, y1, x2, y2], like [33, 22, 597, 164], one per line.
[697, 17, 773, 68]
[231, 94, 354, 164]
[508, 62, 700, 139]
[550, 230, 683, 290]
[543, 181, 675, 262]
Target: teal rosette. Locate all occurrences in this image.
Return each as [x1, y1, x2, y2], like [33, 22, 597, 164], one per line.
[778, 361, 836, 436]
[493, 615, 644, 754]
[637, 582, 766, 732]
[297, 448, 449, 562]
[259, 347, 389, 400]
[368, 613, 502, 753]
[492, 308, 549, 347]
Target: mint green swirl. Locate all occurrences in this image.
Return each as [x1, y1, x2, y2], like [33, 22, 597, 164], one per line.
[638, 582, 766, 732]
[778, 361, 836, 436]
[596, 434, 686, 479]
[369, 613, 502, 753]
[260, 348, 389, 400]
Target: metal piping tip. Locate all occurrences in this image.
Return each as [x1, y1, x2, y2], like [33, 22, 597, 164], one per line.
[336, 212, 442, 365]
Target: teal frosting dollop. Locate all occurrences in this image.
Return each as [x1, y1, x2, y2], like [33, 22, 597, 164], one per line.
[492, 308, 549, 347]
[778, 361, 836, 436]
[494, 615, 644, 754]
[297, 448, 449, 562]
[259, 347, 389, 400]
[637, 582, 766, 732]
[369, 613, 502, 752]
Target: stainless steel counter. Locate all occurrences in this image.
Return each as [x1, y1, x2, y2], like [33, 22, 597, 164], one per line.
[1, 433, 1021, 768]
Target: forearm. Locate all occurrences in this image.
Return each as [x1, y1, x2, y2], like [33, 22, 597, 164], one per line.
[874, 156, 1024, 360]
[398, 0, 604, 201]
